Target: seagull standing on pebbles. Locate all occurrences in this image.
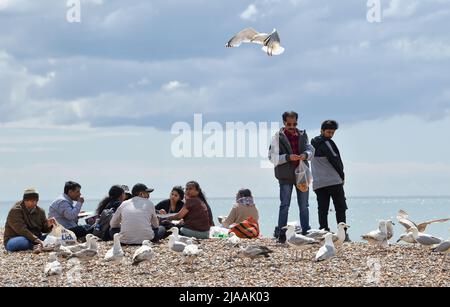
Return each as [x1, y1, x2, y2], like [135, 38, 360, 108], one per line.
[104, 233, 124, 262]
[183, 239, 201, 265]
[168, 227, 198, 244]
[226, 28, 285, 56]
[132, 240, 154, 266]
[386, 220, 395, 241]
[315, 233, 336, 262]
[237, 245, 273, 259]
[69, 236, 99, 261]
[226, 233, 241, 247]
[361, 220, 389, 249]
[283, 225, 319, 260]
[396, 232, 417, 245]
[409, 226, 442, 247]
[168, 235, 187, 253]
[44, 252, 63, 276]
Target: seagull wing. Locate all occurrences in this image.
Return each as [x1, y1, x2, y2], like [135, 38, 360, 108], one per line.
[262, 30, 285, 56]
[226, 28, 262, 47]
[288, 234, 317, 246]
[417, 218, 450, 232]
[432, 240, 450, 253]
[397, 216, 417, 231]
[416, 234, 442, 245]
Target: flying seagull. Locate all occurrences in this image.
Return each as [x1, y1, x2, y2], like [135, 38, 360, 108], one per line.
[397, 209, 450, 233]
[226, 28, 285, 56]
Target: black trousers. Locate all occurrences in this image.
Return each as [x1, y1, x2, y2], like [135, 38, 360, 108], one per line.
[314, 184, 348, 231]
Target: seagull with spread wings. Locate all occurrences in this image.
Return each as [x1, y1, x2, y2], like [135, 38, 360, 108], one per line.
[226, 28, 285, 56]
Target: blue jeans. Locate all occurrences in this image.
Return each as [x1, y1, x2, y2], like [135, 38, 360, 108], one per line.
[275, 183, 310, 237]
[5, 235, 45, 252]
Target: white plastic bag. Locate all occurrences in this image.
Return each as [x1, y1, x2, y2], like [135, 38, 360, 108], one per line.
[44, 221, 78, 247]
[295, 162, 313, 192]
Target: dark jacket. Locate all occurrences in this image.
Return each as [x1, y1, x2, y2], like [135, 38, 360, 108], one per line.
[268, 128, 315, 184]
[4, 201, 52, 246]
[155, 199, 184, 214]
[311, 135, 345, 190]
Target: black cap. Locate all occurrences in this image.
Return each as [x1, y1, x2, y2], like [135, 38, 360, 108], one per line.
[131, 183, 154, 196]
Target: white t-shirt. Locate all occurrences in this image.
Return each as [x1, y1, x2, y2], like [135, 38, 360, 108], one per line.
[110, 196, 159, 245]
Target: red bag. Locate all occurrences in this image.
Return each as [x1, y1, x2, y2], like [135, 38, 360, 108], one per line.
[229, 216, 260, 239]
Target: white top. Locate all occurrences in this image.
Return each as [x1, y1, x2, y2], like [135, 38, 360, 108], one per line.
[110, 197, 159, 245]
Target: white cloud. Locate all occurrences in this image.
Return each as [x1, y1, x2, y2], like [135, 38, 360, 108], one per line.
[162, 80, 188, 91]
[240, 4, 259, 20]
[388, 38, 450, 60]
[0, 0, 8, 10]
[383, 0, 420, 18]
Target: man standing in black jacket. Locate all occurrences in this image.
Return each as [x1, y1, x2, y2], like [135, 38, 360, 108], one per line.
[311, 120, 350, 241]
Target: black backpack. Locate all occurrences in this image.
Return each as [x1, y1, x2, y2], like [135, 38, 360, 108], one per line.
[93, 208, 115, 241]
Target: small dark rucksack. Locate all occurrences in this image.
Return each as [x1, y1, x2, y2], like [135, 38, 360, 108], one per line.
[93, 208, 115, 241]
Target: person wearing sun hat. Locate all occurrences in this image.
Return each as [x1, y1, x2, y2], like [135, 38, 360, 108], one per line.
[4, 188, 56, 252]
[109, 183, 166, 244]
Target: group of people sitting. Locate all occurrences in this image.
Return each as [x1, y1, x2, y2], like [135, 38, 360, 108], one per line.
[3, 181, 260, 252]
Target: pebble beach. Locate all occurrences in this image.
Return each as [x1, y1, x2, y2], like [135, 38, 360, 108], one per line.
[0, 229, 448, 287]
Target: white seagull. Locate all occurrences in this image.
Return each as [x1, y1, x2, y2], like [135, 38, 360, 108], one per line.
[168, 235, 187, 253]
[132, 240, 154, 266]
[226, 232, 241, 247]
[68, 236, 99, 261]
[315, 233, 336, 262]
[397, 210, 450, 233]
[104, 233, 124, 262]
[283, 225, 319, 260]
[386, 220, 395, 241]
[361, 220, 389, 248]
[409, 226, 442, 247]
[44, 252, 63, 276]
[396, 232, 417, 244]
[237, 245, 273, 259]
[226, 28, 285, 56]
[168, 227, 197, 244]
[183, 239, 201, 266]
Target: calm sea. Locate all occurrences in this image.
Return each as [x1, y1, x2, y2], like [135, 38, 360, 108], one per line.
[1, 197, 449, 242]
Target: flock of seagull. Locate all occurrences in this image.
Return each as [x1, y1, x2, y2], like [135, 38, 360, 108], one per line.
[218, 209, 450, 264]
[42, 210, 449, 276]
[43, 228, 202, 276]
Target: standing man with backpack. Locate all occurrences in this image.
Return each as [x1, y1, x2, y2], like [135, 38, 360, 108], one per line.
[311, 120, 350, 241]
[268, 111, 315, 243]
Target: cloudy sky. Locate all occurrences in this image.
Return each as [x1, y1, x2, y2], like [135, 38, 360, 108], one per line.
[1, 0, 450, 200]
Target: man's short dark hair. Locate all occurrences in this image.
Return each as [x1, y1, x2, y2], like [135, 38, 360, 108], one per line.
[64, 181, 81, 194]
[282, 111, 298, 122]
[321, 120, 339, 130]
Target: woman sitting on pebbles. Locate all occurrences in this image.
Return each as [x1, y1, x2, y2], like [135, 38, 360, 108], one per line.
[155, 186, 185, 233]
[3, 188, 56, 252]
[167, 181, 214, 239]
[219, 188, 259, 228]
[93, 185, 126, 241]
